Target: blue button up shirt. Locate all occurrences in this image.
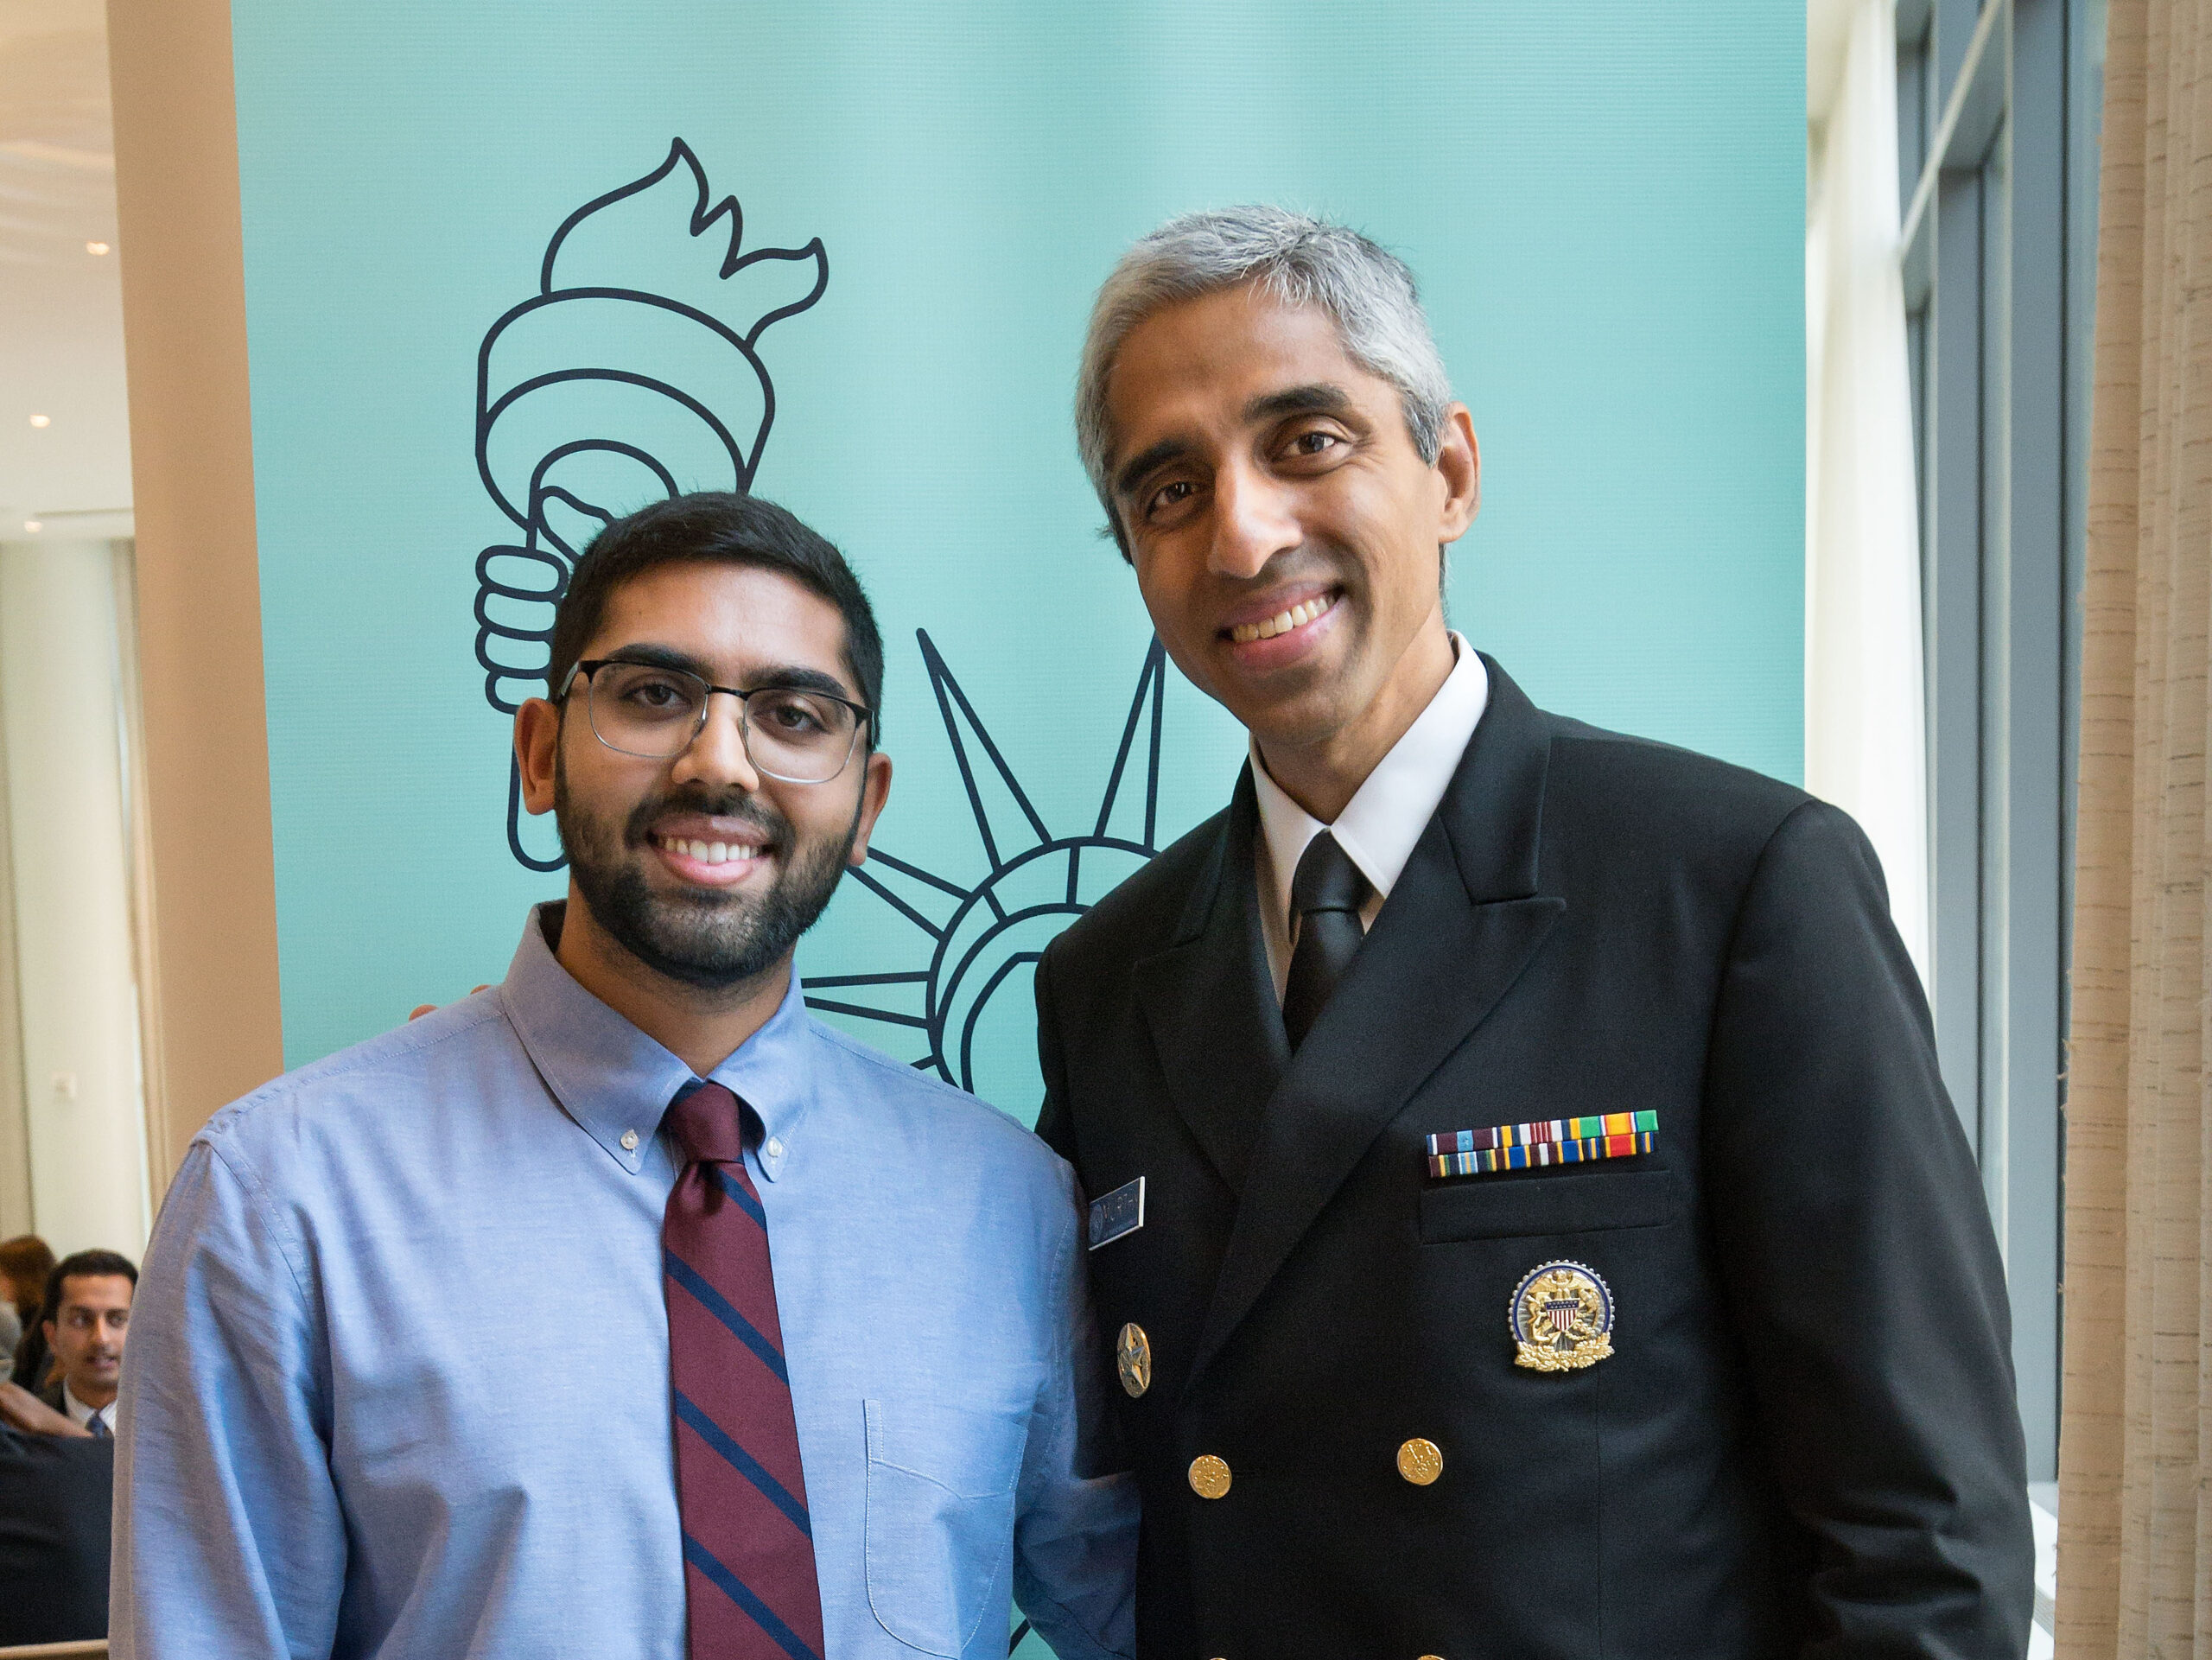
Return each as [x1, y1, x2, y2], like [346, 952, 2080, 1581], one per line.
[112, 906, 1136, 1659]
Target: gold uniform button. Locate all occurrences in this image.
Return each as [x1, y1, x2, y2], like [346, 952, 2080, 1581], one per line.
[1397, 1438, 1443, 1485]
[1188, 1454, 1232, 1498]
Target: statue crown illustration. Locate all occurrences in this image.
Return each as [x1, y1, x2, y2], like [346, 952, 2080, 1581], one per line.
[807, 630, 1168, 1100]
[473, 137, 828, 868]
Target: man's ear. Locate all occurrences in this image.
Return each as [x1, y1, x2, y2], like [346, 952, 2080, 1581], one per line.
[515, 697, 563, 815]
[846, 750, 894, 867]
[1434, 403, 1480, 540]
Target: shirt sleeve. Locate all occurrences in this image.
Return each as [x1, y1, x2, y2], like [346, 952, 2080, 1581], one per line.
[111, 1136, 347, 1659]
[1007, 1161, 1139, 1660]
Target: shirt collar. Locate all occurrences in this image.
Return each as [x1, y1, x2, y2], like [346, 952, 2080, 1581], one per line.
[61, 1379, 101, 1428]
[498, 902, 816, 1179]
[1250, 633, 1490, 924]
[703, 967, 814, 1178]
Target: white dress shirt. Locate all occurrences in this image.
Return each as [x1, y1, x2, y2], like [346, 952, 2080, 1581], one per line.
[61, 1378, 113, 1435]
[1251, 633, 1491, 999]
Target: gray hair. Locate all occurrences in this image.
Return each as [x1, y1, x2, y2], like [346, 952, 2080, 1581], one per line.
[1074, 206, 1454, 552]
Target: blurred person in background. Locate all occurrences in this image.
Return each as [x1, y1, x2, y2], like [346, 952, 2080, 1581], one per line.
[35, 1250, 135, 1436]
[1, 1234, 56, 1389]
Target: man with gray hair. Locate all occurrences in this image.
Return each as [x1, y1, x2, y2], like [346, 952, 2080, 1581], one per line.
[1033, 207, 2034, 1657]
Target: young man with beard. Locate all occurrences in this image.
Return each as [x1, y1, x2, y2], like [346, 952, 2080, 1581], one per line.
[1034, 210, 2033, 1657]
[112, 493, 1135, 1660]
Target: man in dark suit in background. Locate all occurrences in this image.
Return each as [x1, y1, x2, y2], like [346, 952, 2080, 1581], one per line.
[0, 1378, 110, 1646]
[35, 1250, 135, 1437]
[1034, 207, 2034, 1657]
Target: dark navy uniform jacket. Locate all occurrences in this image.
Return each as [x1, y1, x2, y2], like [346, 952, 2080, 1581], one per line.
[0, 1425, 112, 1646]
[1035, 658, 2033, 1659]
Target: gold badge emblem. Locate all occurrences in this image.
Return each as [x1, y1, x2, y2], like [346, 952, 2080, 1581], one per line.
[1116, 1322, 1152, 1397]
[1510, 1260, 1615, 1372]
[1396, 1437, 1443, 1485]
[1188, 1454, 1232, 1498]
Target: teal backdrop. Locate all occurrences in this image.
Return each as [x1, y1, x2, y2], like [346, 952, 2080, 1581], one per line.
[229, 6, 1801, 1650]
[230, 5, 1802, 1123]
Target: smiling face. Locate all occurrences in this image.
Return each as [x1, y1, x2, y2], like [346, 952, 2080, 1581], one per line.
[44, 1271, 130, 1410]
[1104, 283, 1478, 810]
[518, 560, 891, 997]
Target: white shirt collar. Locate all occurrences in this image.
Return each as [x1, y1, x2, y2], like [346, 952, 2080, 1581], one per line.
[1250, 633, 1490, 938]
[61, 1378, 111, 1432]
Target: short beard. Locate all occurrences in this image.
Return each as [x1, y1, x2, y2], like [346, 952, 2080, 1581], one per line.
[555, 748, 859, 992]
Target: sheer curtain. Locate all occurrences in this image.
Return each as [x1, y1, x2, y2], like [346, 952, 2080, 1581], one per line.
[2057, 0, 2212, 1651]
[1805, 0, 1930, 977]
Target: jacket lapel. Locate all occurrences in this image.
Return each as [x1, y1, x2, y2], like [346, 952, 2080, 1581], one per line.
[1186, 658, 1567, 1384]
[1132, 769, 1292, 1193]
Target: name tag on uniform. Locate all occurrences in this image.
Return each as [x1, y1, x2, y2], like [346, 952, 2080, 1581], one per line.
[1427, 1112, 1657, 1178]
[1087, 1177, 1146, 1250]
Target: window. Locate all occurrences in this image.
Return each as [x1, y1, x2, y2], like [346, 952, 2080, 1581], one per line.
[1897, 0, 2104, 1486]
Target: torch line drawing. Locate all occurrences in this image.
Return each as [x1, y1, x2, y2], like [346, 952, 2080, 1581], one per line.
[473, 137, 829, 869]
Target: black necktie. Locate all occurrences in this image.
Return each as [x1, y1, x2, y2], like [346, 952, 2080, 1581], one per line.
[1283, 831, 1370, 1050]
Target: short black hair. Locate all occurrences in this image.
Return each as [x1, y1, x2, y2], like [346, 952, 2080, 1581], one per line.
[547, 493, 884, 744]
[38, 1250, 136, 1329]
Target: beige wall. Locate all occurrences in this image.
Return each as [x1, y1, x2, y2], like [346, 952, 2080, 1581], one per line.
[0, 537, 150, 1257]
[105, 0, 283, 1185]
[0, 646, 28, 1243]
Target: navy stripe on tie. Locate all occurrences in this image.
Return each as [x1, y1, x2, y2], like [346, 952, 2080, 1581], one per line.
[672, 1389, 811, 1537]
[683, 1531, 822, 1660]
[664, 1250, 788, 1383]
[712, 1164, 768, 1227]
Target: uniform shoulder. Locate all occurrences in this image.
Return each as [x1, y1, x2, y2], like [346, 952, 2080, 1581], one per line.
[1046, 801, 1230, 970]
[1540, 711, 1811, 848]
[193, 993, 509, 1165]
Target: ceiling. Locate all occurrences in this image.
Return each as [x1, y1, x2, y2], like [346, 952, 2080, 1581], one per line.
[0, 0, 131, 542]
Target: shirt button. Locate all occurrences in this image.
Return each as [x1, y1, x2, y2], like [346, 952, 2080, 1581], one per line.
[766, 1137, 785, 1159]
[620, 1129, 639, 1151]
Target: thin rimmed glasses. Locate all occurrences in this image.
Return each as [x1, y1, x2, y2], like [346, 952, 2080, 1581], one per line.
[560, 658, 870, 785]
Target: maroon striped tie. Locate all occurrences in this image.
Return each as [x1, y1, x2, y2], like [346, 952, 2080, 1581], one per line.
[662, 1081, 825, 1660]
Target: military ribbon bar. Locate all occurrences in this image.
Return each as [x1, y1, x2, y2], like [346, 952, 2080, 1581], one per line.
[1425, 1111, 1657, 1178]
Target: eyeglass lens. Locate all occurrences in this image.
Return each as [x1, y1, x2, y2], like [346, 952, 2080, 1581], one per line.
[586, 663, 859, 782]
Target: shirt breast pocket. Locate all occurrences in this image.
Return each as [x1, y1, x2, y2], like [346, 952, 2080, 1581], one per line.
[863, 1397, 1029, 1657]
[1419, 1167, 1684, 1243]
